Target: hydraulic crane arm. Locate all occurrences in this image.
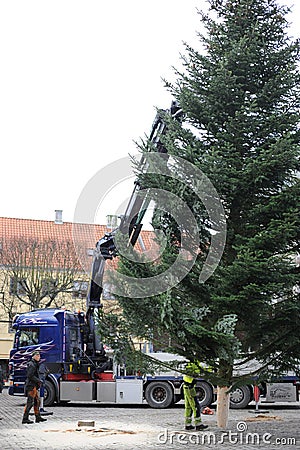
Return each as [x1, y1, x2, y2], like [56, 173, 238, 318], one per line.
[85, 101, 182, 358]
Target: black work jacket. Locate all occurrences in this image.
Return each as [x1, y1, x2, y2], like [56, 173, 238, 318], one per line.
[25, 358, 41, 391]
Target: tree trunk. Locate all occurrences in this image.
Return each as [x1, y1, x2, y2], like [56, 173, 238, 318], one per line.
[216, 386, 230, 428]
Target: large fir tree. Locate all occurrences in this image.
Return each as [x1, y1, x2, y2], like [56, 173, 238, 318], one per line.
[99, 0, 300, 400]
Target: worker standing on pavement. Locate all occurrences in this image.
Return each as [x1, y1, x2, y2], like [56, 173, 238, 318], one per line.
[39, 361, 50, 413]
[183, 375, 208, 431]
[22, 351, 47, 424]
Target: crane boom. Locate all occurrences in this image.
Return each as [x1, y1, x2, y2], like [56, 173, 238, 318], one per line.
[85, 101, 182, 358]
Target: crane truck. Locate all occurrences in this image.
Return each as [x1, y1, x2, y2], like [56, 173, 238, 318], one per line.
[8, 103, 300, 409]
[8, 102, 207, 409]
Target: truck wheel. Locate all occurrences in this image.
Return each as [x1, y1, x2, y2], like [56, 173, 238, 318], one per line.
[44, 380, 56, 407]
[145, 382, 173, 408]
[196, 381, 214, 407]
[230, 385, 252, 409]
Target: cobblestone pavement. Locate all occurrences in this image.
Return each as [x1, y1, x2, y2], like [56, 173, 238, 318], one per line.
[0, 388, 299, 450]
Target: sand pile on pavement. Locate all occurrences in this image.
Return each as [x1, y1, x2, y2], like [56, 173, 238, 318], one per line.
[245, 415, 282, 422]
[26, 420, 157, 448]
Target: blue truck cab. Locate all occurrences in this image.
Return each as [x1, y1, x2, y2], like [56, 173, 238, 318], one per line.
[9, 308, 85, 402]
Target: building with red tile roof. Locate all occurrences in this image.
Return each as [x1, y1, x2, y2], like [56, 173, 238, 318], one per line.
[0, 214, 156, 368]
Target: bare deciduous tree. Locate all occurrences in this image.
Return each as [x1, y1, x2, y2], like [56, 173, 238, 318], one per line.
[0, 237, 89, 311]
[0, 276, 17, 330]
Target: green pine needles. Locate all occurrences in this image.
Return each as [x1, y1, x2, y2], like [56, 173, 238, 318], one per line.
[99, 0, 300, 386]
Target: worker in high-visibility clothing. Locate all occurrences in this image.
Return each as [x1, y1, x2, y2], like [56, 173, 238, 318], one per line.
[183, 375, 208, 431]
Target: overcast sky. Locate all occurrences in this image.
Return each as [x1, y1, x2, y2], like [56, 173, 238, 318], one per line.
[1, 0, 299, 225]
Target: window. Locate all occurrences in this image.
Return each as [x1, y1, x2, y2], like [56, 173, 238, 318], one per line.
[69, 328, 79, 343]
[9, 277, 27, 296]
[72, 281, 89, 299]
[41, 278, 58, 296]
[17, 328, 39, 347]
[102, 283, 115, 300]
[66, 327, 81, 360]
[8, 310, 18, 334]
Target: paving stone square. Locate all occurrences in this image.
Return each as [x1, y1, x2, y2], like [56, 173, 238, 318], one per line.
[0, 389, 299, 449]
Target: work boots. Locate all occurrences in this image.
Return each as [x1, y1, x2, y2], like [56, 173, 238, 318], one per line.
[22, 417, 34, 424]
[185, 425, 195, 431]
[22, 411, 33, 424]
[35, 415, 47, 423]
